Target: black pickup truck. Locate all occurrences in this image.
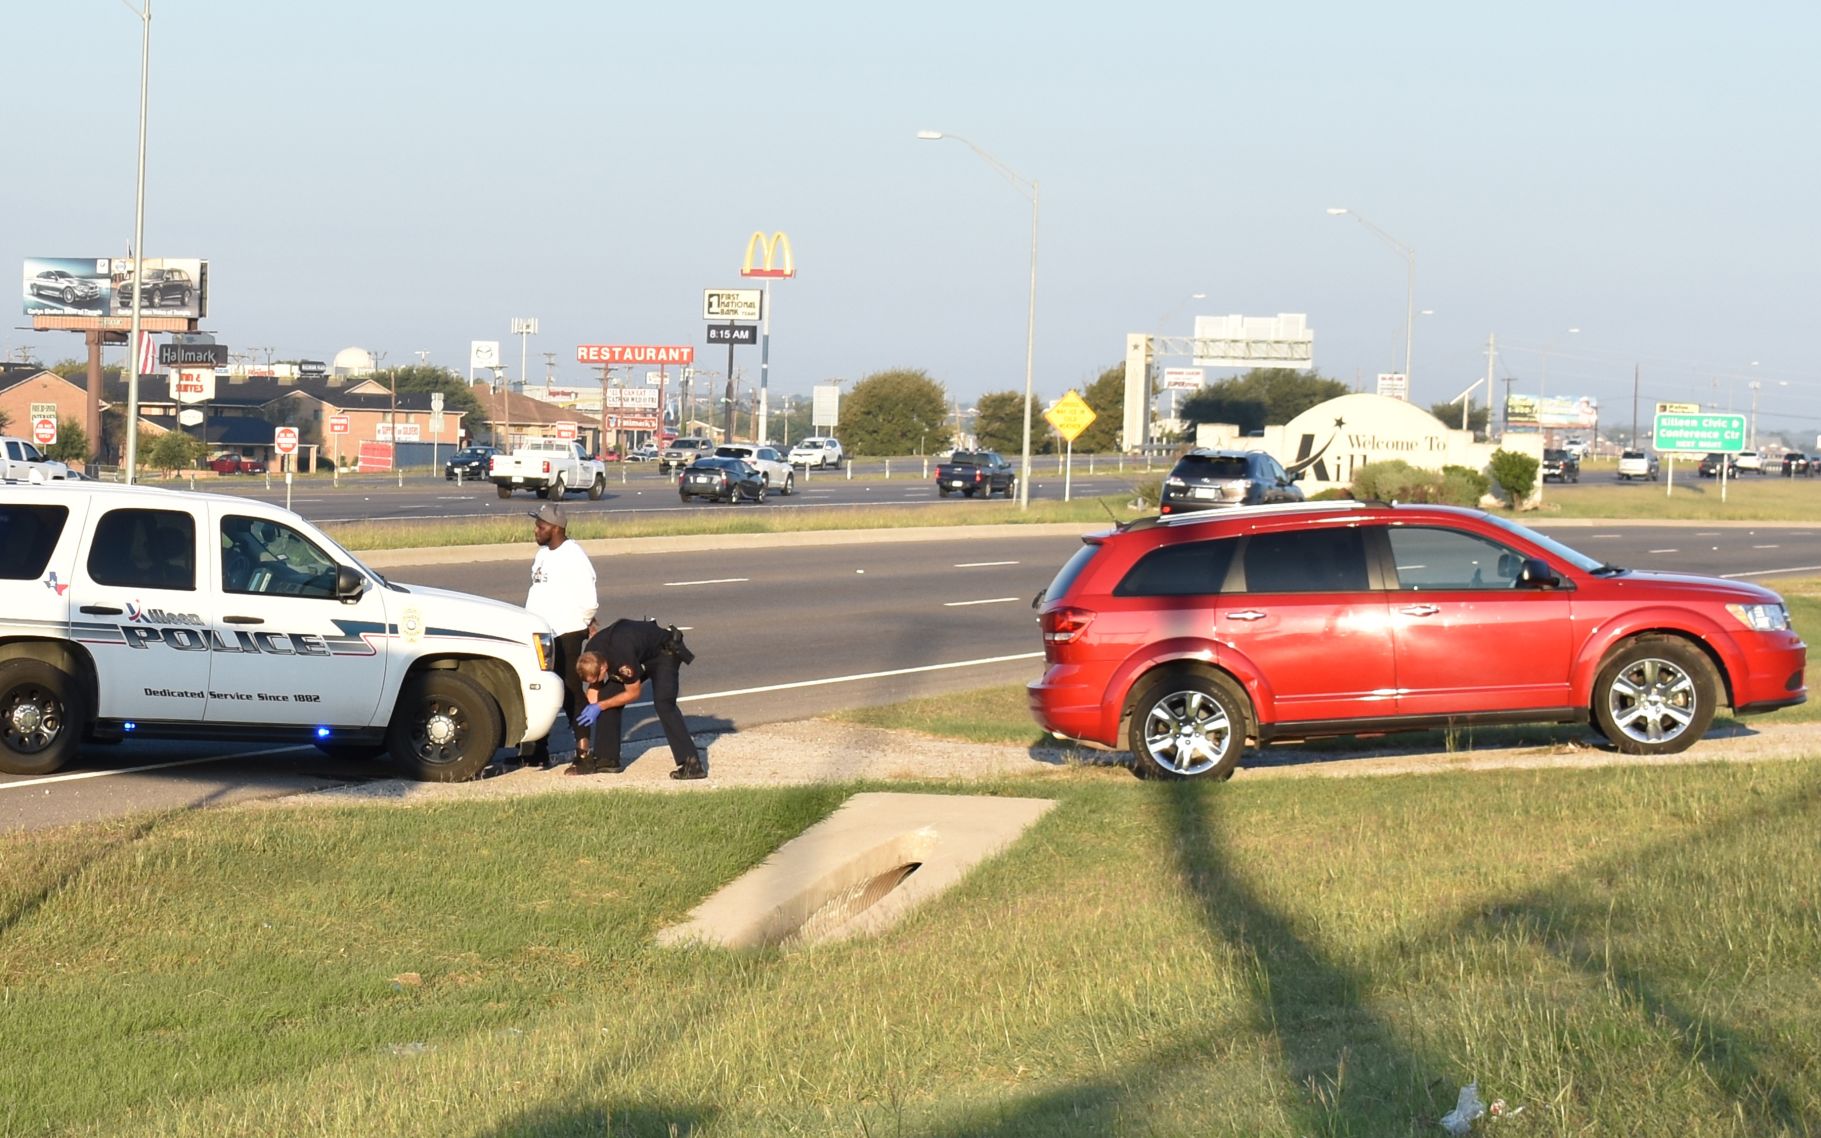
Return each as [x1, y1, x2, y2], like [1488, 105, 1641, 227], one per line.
[935, 450, 1017, 498]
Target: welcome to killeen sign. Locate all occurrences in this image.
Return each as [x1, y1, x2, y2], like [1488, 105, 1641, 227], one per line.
[576, 345, 695, 365]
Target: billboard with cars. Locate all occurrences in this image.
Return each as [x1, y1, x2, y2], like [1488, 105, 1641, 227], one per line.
[22, 256, 208, 319]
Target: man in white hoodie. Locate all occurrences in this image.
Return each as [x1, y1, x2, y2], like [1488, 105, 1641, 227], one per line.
[523, 502, 598, 769]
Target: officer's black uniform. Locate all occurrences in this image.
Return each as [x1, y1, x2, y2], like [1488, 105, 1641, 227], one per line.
[578, 619, 701, 776]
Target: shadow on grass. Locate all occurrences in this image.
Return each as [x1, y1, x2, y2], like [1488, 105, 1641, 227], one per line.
[474, 1101, 718, 1138]
[1449, 777, 1821, 1134]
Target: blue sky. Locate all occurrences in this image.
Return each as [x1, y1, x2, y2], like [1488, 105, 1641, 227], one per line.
[7, 1, 1818, 439]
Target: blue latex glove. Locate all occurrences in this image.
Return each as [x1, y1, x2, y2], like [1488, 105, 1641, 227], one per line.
[574, 703, 601, 728]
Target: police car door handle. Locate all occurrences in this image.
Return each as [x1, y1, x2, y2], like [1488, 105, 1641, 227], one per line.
[80, 604, 122, 615]
[223, 615, 264, 625]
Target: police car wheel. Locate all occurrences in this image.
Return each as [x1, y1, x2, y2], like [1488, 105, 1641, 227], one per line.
[387, 671, 502, 782]
[782, 473, 793, 495]
[0, 659, 86, 777]
[589, 475, 606, 500]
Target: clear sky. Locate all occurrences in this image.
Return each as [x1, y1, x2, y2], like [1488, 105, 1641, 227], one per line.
[7, 1, 1818, 440]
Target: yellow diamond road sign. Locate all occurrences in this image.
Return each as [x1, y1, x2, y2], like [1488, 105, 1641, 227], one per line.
[1044, 390, 1097, 442]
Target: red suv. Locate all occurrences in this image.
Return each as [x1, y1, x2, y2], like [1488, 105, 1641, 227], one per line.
[1030, 501, 1806, 780]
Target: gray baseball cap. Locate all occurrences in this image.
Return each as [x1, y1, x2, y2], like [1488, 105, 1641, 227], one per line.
[529, 502, 568, 528]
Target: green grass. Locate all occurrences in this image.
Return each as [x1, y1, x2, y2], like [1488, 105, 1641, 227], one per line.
[323, 494, 1151, 552]
[5, 765, 1820, 1136]
[1511, 471, 1821, 521]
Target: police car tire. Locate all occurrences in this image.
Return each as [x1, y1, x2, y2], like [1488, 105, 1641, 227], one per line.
[0, 659, 85, 777]
[588, 475, 606, 500]
[781, 473, 793, 495]
[386, 671, 502, 782]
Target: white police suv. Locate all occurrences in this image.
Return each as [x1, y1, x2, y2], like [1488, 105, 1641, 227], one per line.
[0, 481, 564, 781]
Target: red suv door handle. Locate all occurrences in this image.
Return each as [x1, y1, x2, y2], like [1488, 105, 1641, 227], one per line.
[1226, 609, 1267, 621]
[1399, 604, 1441, 617]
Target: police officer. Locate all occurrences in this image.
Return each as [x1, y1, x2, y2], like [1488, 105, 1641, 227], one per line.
[571, 619, 702, 779]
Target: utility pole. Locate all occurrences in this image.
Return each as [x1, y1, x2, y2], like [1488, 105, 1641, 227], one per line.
[1631, 364, 1639, 450]
[542, 351, 557, 385]
[1483, 333, 1497, 440]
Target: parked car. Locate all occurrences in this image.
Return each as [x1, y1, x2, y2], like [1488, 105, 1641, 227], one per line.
[1028, 500, 1807, 781]
[714, 444, 795, 494]
[1735, 450, 1765, 474]
[207, 451, 267, 475]
[0, 480, 564, 781]
[788, 437, 845, 469]
[1781, 452, 1811, 477]
[114, 267, 197, 309]
[659, 436, 717, 474]
[1158, 449, 1303, 515]
[1617, 450, 1661, 481]
[1541, 448, 1581, 483]
[1562, 437, 1590, 459]
[626, 443, 661, 462]
[678, 456, 766, 503]
[0, 436, 71, 483]
[28, 269, 101, 304]
[1697, 453, 1738, 479]
[444, 445, 504, 481]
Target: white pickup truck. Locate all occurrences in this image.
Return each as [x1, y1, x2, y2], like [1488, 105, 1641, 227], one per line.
[1, 436, 72, 483]
[0, 480, 564, 781]
[488, 438, 608, 500]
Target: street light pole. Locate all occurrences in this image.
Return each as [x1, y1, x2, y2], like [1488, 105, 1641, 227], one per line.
[1326, 207, 1415, 391]
[122, 0, 152, 483]
[918, 130, 1038, 510]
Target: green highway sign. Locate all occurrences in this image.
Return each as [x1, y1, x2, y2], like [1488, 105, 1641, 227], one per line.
[1653, 412, 1746, 453]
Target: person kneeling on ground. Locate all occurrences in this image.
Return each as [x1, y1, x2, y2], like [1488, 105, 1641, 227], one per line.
[571, 619, 703, 779]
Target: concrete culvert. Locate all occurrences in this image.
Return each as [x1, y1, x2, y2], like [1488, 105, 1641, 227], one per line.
[657, 793, 1054, 950]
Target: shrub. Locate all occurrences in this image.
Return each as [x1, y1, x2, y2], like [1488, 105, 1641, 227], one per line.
[1351, 459, 1437, 503]
[1488, 448, 1540, 506]
[1440, 464, 1491, 505]
[1129, 477, 1162, 508]
[1308, 487, 1354, 501]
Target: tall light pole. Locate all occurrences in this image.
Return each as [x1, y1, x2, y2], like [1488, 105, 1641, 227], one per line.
[918, 130, 1038, 509]
[1326, 207, 1415, 392]
[122, 0, 152, 483]
[511, 318, 538, 399]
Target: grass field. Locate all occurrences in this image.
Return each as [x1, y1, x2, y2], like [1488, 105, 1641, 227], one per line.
[5, 762, 1820, 1137]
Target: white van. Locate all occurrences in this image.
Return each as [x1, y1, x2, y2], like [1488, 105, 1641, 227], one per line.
[0, 481, 563, 781]
[788, 437, 844, 469]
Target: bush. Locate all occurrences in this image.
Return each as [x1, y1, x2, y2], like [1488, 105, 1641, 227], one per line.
[1488, 448, 1540, 506]
[1308, 487, 1354, 501]
[1129, 477, 1162, 508]
[1440, 464, 1491, 505]
[1351, 460, 1489, 507]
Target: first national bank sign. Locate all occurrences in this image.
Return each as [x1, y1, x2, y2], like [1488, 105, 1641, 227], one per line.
[576, 344, 695, 365]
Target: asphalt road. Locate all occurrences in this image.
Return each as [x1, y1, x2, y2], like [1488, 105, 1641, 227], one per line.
[193, 461, 1160, 526]
[5, 522, 1818, 833]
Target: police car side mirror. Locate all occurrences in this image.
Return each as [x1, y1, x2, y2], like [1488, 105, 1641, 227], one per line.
[335, 565, 367, 603]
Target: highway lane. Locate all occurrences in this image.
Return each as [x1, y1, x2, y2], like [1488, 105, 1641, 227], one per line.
[195, 464, 1157, 526]
[6, 522, 1819, 832]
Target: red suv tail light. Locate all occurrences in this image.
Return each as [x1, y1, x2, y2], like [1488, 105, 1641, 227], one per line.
[1041, 606, 1096, 644]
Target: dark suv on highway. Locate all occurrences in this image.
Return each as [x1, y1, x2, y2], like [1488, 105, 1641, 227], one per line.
[1541, 448, 1581, 482]
[444, 445, 504, 481]
[1029, 501, 1806, 781]
[1158, 449, 1303, 515]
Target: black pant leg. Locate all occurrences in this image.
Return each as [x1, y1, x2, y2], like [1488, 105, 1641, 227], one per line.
[645, 654, 700, 766]
[534, 629, 588, 760]
[589, 704, 625, 770]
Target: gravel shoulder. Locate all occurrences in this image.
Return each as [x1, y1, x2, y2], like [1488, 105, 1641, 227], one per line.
[262, 717, 1821, 811]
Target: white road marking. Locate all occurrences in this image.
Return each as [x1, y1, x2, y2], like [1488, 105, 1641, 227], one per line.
[1648, 548, 1679, 554]
[0, 746, 311, 791]
[955, 560, 1019, 567]
[1591, 533, 1622, 539]
[1724, 565, 1821, 579]
[944, 597, 1021, 607]
[1695, 531, 1721, 536]
[1752, 544, 1781, 549]
[662, 577, 750, 586]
